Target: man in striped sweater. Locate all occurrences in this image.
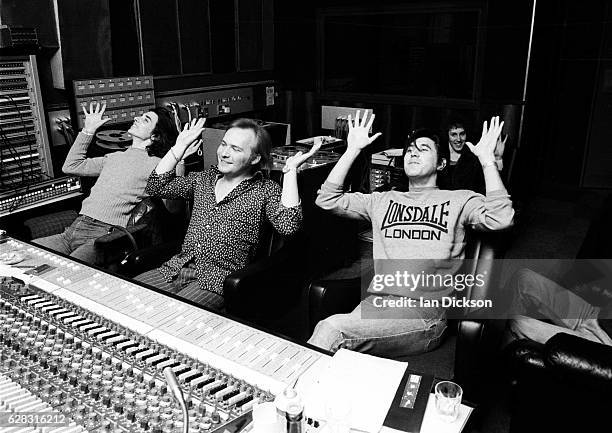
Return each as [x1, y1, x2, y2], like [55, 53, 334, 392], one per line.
[33, 102, 183, 266]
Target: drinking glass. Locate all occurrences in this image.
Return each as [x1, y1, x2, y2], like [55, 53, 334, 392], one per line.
[434, 381, 462, 422]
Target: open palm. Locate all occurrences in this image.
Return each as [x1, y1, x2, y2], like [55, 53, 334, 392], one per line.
[82, 101, 110, 133]
[176, 117, 206, 153]
[283, 141, 323, 173]
[346, 110, 382, 151]
[467, 116, 504, 163]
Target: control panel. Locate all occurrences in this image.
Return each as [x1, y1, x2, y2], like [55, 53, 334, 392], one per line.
[0, 176, 82, 217]
[156, 87, 255, 123]
[73, 76, 155, 129]
[0, 237, 329, 432]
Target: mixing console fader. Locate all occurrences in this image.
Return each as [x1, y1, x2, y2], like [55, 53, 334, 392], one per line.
[0, 237, 329, 432]
[0, 277, 272, 432]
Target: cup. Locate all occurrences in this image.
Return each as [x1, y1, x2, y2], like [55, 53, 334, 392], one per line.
[434, 381, 462, 423]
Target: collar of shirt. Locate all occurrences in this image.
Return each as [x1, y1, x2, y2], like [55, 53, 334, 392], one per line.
[209, 165, 264, 181]
[208, 166, 265, 204]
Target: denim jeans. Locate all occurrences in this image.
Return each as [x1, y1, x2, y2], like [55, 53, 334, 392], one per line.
[33, 215, 112, 266]
[308, 294, 447, 358]
[508, 268, 612, 345]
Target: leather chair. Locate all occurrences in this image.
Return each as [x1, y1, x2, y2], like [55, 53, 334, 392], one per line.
[504, 193, 612, 432]
[306, 229, 510, 402]
[505, 333, 612, 433]
[23, 197, 175, 275]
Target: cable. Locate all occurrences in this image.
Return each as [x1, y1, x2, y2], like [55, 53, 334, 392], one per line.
[0, 93, 53, 183]
[0, 122, 27, 184]
[182, 104, 192, 124]
[0, 99, 49, 188]
[164, 367, 189, 433]
[0, 123, 49, 213]
[0, 94, 36, 180]
[58, 120, 76, 147]
[168, 102, 182, 132]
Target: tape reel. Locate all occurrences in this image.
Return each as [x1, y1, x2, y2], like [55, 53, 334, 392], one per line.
[96, 130, 132, 144]
[96, 129, 132, 150]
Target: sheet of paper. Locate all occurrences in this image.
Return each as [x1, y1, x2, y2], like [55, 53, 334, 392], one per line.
[300, 349, 407, 433]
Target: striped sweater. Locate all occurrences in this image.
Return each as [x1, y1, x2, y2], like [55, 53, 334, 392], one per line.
[62, 132, 160, 227]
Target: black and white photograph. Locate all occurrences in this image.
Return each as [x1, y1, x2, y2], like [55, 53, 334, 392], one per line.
[0, 1, 609, 432]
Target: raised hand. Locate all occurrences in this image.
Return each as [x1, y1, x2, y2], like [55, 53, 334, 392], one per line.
[494, 133, 507, 160]
[283, 139, 323, 173]
[466, 116, 505, 164]
[346, 110, 382, 152]
[174, 117, 206, 158]
[82, 101, 110, 134]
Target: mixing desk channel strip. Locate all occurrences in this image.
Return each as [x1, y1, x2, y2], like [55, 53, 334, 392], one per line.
[0, 276, 273, 432]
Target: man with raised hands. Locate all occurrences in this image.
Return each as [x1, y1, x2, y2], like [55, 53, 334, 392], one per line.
[34, 102, 179, 265]
[308, 112, 514, 358]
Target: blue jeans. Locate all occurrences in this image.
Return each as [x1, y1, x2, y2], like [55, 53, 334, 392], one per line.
[508, 268, 612, 345]
[308, 295, 447, 358]
[33, 215, 112, 266]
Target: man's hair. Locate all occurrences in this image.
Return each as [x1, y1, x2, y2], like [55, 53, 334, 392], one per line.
[229, 118, 272, 172]
[403, 128, 444, 164]
[447, 119, 466, 132]
[146, 107, 179, 158]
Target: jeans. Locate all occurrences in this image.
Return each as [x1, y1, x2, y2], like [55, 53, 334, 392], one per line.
[508, 268, 612, 345]
[308, 295, 447, 358]
[33, 215, 112, 266]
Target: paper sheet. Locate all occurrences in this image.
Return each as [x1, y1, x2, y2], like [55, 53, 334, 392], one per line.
[300, 349, 407, 433]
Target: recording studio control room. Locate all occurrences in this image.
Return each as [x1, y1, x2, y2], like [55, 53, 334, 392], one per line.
[0, 1, 611, 432]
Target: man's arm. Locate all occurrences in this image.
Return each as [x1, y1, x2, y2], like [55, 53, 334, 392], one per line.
[62, 102, 110, 176]
[462, 191, 514, 231]
[279, 139, 324, 207]
[154, 118, 205, 175]
[146, 169, 198, 200]
[265, 181, 303, 236]
[62, 132, 106, 176]
[466, 116, 506, 193]
[315, 111, 382, 220]
[463, 116, 515, 230]
[146, 118, 206, 200]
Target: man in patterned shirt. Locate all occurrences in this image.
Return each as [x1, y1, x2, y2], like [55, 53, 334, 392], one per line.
[136, 118, 318, 310]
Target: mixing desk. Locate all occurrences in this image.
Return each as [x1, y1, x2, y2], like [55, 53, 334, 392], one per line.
[0, 236, 330, 432]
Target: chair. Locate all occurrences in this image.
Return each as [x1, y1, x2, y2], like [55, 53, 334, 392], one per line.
[505, 334, 612, 433]
[504, 193, 612, 432]
[306, 229, 510, 402]
[23, 197, 176, 275]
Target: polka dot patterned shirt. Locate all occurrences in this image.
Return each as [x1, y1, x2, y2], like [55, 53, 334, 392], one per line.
[146, 167, 303, 296]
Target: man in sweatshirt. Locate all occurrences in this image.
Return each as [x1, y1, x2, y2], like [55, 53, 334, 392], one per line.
[33, 102, 180, 265]
[308, 112, 514, 357]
